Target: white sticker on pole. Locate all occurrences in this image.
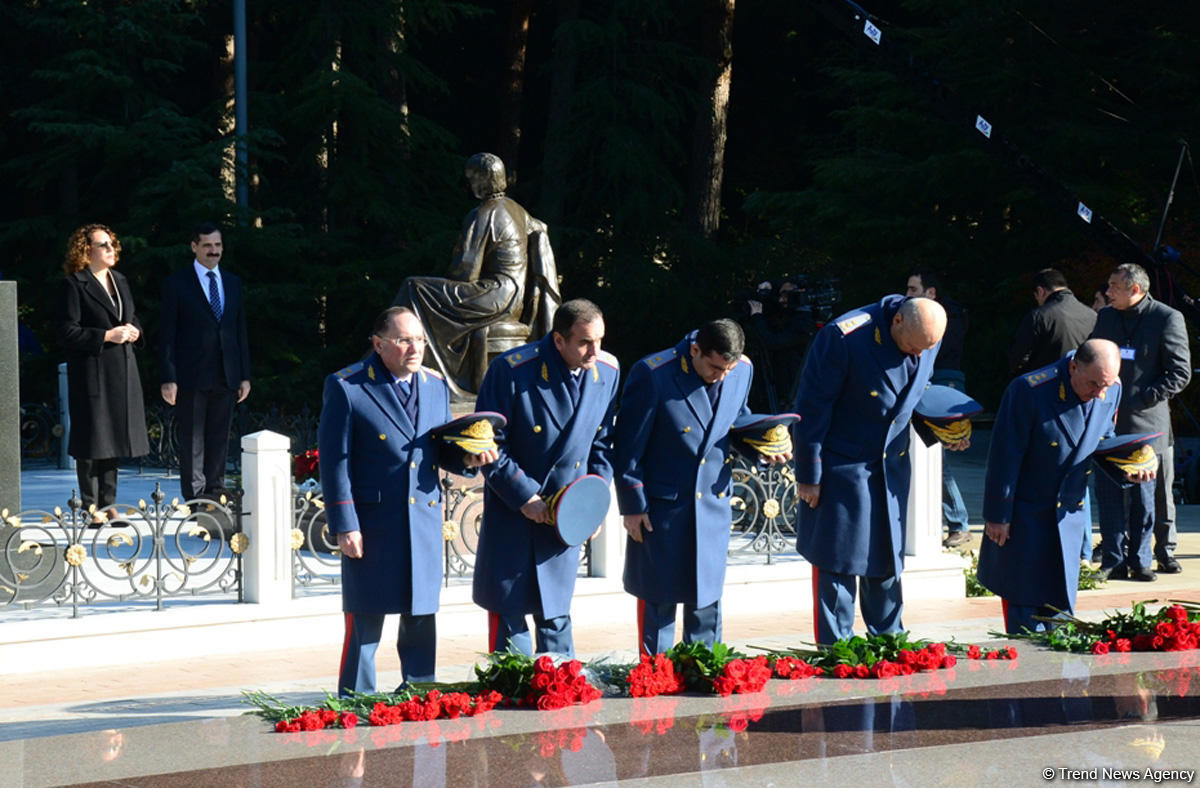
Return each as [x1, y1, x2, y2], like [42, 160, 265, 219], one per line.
[864, 20, 882, 45]
[1077, 202, 1093, 224]
[975, 115, 992, 138]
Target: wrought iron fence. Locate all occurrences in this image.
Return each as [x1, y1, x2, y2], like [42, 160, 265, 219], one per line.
[729, 454, 798, 561]
[0, 485, 244, 616]
[288, 472, 596, 597]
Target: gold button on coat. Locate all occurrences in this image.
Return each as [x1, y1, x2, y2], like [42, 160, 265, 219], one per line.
[379, 433, 387, 440]
[533, 425, 542, 433]
[409, 497, 416, 505]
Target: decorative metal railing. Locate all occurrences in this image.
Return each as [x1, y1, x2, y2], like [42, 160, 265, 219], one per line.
[729, 454, 798, 561]
[0, 485, 244, 616]
[291, 490, 339, 594]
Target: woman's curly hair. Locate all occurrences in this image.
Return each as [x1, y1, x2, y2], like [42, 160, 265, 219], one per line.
[63, 224, 120, 276]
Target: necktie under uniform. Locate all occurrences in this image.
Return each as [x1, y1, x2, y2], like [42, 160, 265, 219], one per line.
[567, 370, 582, 409]
[706, 379, 722, 410]
[206, 271, 223, 321]
[396, 379, 417, 425]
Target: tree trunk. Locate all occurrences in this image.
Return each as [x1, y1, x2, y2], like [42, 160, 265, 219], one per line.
[497, 0, 533, 182]
[540, 0, 580, 225]
[687, 0, 735, 239]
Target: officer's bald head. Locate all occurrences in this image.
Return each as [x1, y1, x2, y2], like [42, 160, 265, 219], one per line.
[1069, 339, 1121, 402]
[890, 297, 947, 357]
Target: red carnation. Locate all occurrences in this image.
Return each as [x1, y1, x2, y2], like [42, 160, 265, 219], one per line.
[967, 645, 982, 660]
[854, 664, 870, 679]
[1091, 641, 1110, 655]
[340, 712, 358, 729]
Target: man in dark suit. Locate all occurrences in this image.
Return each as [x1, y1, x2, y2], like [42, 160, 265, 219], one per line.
[159, 223, 251, 500]
[1090, 262, 1191, 577]
[321, 307, 496, 694]
[1008, 268, 1097, 376]
[792, 296, 949, 645]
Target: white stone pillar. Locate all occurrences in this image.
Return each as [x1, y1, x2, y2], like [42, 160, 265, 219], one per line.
[241, 430, 293, 603]
[905, 426, 943, 559]
[588, 483, 624, 578]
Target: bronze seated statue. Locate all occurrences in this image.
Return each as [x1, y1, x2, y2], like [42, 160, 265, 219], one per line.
[393, 153, 561, 399]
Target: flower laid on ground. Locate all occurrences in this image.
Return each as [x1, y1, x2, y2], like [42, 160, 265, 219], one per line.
[247, 652, 601, 733]
[997, 601, 1200, 654]
[758, 631, 1015, 680]
[624, 641, 774, 698]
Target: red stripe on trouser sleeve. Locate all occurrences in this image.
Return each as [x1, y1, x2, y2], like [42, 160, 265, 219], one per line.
[811, 568, 820, 643]
[637, 598, 649, 659]
[488, 611, 499, 653]
[1000, 598, 1010, 633]
[339, 613, 354, 682]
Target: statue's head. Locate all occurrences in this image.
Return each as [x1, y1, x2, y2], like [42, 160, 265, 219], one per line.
[465, 153, 507, 199]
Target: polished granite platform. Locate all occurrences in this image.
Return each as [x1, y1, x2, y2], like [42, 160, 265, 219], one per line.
[9, 645, 1200, 787]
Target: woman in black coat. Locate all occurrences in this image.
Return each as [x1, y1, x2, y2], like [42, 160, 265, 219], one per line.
[57, 224, 150, 512]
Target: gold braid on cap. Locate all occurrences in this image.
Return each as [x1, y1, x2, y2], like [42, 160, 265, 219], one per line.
[742, 424, 793, 455]
[445, 418, 498, 453]
[1104, 444, 1157, 475]
[924, 418, 972, 444]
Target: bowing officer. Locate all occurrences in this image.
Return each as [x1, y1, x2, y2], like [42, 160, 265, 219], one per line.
[320, 307, 496, 695]
[793, 296, 948, 645]
[473, 299, 620, 656]
[616, 319, 766, 658]
[978, 340, 1150, 633]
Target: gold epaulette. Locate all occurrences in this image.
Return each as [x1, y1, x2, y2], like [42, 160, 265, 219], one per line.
[334, 361, 365, 380]
[643, 349, 677, 370]
[1024, 367, 1058, 388]
[836, 313, 871, 336]
[503, 344, 540, 368]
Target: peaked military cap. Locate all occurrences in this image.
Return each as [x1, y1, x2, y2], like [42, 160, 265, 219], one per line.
[1093, 433, 1162, 484]
[544, 474, 611, 547]
[431, 411, 507, 455]
[729, 413, 799, 458]
[913, 385, 983, 446]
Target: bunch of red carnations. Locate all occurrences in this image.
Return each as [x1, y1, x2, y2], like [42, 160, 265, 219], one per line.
[273, 708, 358, 733]
[765, 632, 1011, 680]
[522, 655, 603, 709]
[627, 653, 686, 697]
[710, 655, 773, 696]
[365, 689, 503, 724]
[998, 600, 1200, 655]
[1091, 604, 1200, 654]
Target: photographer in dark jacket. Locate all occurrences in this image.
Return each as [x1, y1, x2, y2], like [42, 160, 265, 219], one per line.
[746, 280, 817, 412]
[906, 269, 970, 547]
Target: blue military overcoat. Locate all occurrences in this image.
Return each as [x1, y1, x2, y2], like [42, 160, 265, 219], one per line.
[473, 333, 620, 619]
[978, 356, 1119, 611]
[615, 332, 753, 608]
[319, 353, 460, 616]
[792, 296, 941, 578]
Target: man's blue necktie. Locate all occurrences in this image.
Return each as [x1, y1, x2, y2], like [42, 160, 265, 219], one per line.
[567, 371, 582, 409]
[206, 271, 222, 321]
[397, 380, 417, 424]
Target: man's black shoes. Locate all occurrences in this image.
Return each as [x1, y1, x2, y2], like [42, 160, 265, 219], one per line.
[1157, 557, 1183, 574]
[1127, 566, 1158, 582]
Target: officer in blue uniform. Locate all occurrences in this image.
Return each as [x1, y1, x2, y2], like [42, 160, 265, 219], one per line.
[616, 319, 769, 658]
[978, 339, 1142, 633]
[320, 307, 496, 695]
[793, 296, 948, 645]
[473, 299, 620, 656]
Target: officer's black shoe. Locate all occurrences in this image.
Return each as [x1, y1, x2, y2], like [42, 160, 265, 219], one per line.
[1157, 557, 1182, 574]
[1099, 565, 1127, 581]
[1127, 567, 1158, 582]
